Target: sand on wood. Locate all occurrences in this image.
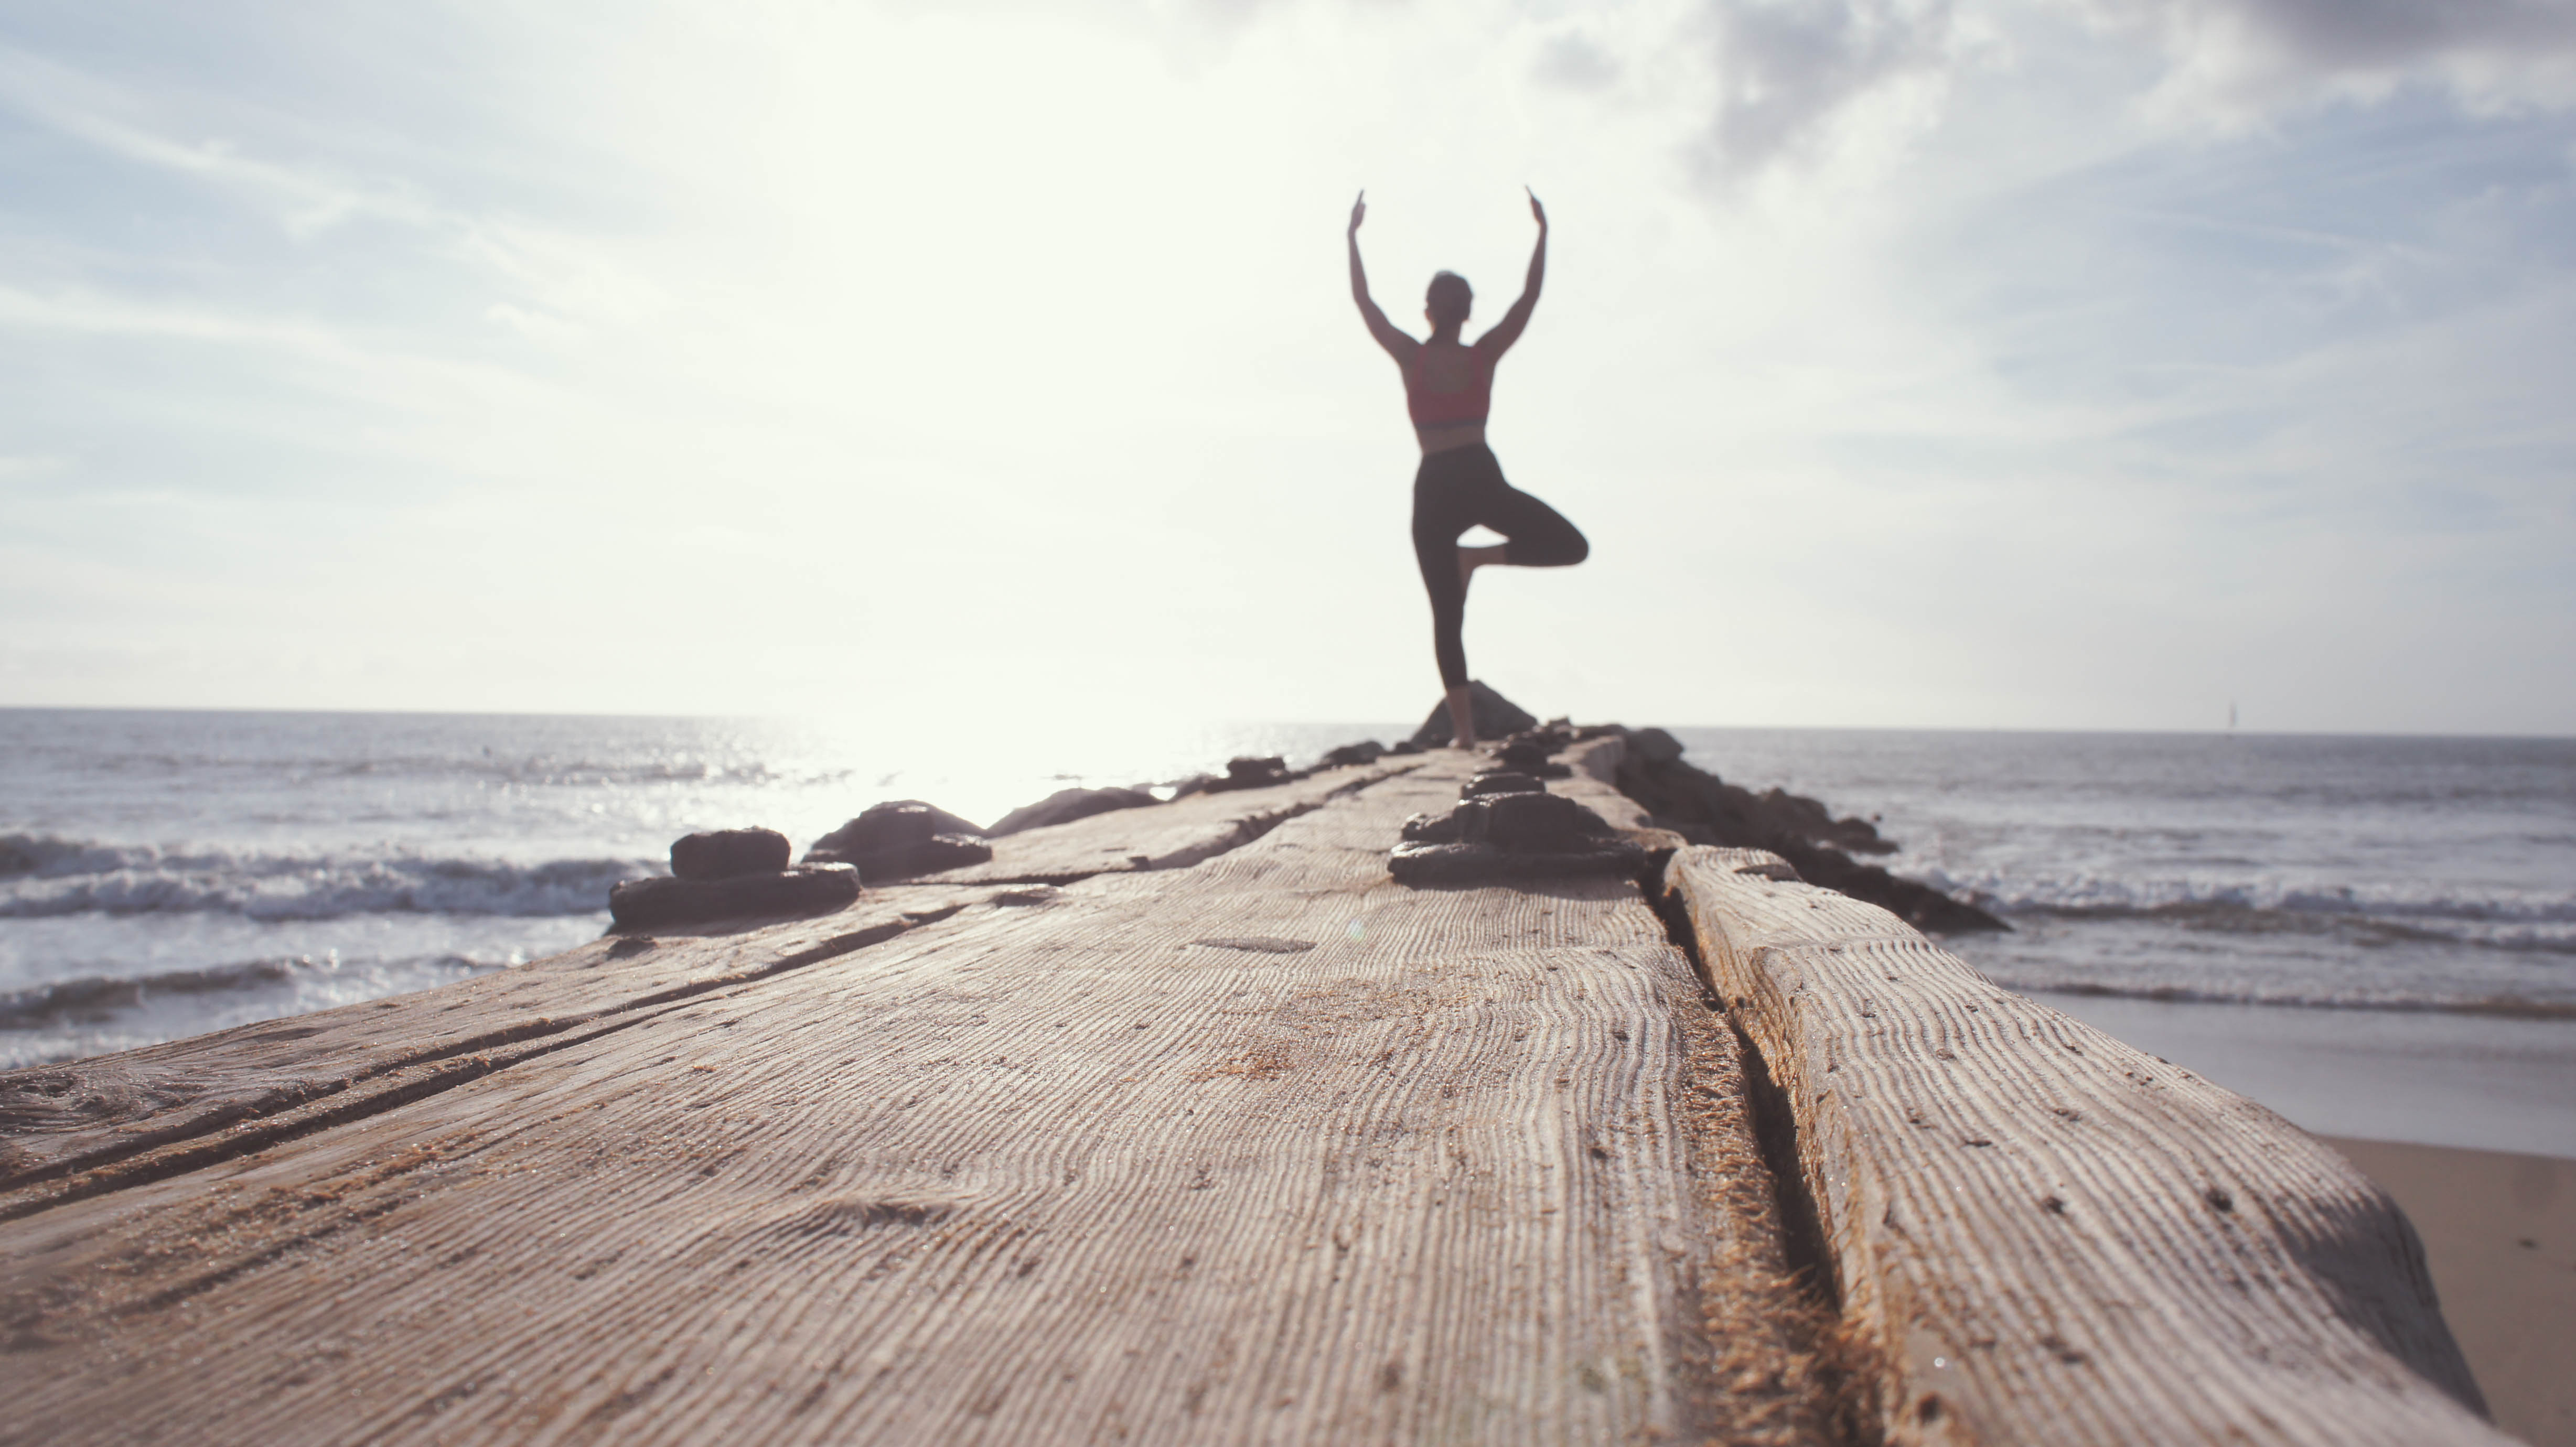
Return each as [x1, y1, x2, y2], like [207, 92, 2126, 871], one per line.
[0, 755, 1833, 1446]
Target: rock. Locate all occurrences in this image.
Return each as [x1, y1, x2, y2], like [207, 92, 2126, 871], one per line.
[1504, 725, 1576, 754]
[1322, 740, 1387, 767]
[1462, 770, 1545, 797]
[1755, 786, 1895, 855]
[1231, 755, 1290, 786]
[1486, 738, 1571, 779]
[1607, 744, 2007, 933]
[608, 863, 859, 931]
[1388, 740, 1425, 756]
[987, 786, 1158, 838]
[1623, 727, 1686, 766]
[803, 800, 994, 883]
[1407, 681, 1541, 749]
[1389, 778, 1645, 885]
[669, 828, 790, 881]
[1203, 756, 1291, 793]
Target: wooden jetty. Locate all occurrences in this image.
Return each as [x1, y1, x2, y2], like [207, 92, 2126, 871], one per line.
[0, 740, 2510, 1445]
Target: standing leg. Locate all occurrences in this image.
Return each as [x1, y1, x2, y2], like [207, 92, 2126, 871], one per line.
[1412, 467, 1479, 747]
[1451, 478, 1584, 743]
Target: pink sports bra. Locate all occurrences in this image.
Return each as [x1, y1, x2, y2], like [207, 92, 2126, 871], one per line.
[1404, 349, 1492, 429]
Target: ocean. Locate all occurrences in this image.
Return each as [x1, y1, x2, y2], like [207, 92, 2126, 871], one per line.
[5, 709, 2570, 1150]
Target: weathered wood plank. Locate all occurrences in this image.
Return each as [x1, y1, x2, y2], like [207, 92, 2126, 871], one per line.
[1665, 845, 2508, 1446]
[0, 764, 1419, 1204]
[914, 757, 1423, 884]
[0, 757, 1832, 1446]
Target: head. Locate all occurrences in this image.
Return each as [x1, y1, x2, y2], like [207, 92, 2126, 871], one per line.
[1425, 271, 1473, 330]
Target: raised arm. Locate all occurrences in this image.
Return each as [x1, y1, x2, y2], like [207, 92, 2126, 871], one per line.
[1347, 191, 1415, 362]
[1476, 188, 1548, 358]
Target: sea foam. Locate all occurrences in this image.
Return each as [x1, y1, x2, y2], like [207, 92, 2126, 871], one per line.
[0, 834, 653, 921]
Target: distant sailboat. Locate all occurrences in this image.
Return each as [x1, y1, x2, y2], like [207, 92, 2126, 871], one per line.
[2228, 700, 2237, 731]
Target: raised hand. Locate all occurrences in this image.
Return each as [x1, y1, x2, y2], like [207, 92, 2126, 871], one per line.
[1350, 190, 1368, 234]
[1526, 186, 1546, 229]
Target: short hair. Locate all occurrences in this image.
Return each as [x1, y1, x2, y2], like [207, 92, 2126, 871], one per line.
[1426, 271, 1473, 326]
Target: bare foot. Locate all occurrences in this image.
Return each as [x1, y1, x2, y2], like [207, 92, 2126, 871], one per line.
[1443, 683, 1478, 749]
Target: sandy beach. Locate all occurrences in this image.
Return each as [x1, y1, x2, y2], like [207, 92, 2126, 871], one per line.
[2326, 1137, 2576, 1446]
[2037, 991, 2576, 1158]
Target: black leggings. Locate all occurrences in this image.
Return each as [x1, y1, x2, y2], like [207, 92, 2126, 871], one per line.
[1411, 444, 1587, 689]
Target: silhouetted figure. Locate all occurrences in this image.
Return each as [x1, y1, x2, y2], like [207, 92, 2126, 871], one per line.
[1349, 189, 1586, 748]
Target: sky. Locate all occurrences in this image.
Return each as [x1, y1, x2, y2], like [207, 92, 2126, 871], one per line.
[1, 0, 2571, 735]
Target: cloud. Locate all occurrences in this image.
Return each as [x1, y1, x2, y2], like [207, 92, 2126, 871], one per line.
[2083, 0, 2576, 115]
[0, 41, 445, 237]
[1679, 0, 2576, 184]
[1533, 30, 1624, 92]
[1692, 0, 1959, 176]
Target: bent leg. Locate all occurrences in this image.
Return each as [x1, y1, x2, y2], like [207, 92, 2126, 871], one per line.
[1478, 482, 1588, 568]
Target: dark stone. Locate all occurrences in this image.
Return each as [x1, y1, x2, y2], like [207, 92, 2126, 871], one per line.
[1388, 740, 1425, 756]
[804, 800, 994, 883]
[1486, 739, 1571, 779]
[1608, 743, 2008, 933]
[1218, 755, 1291, 790]
[1462, 770, 1546, 797]
[1504, 725, 1576, 755]
[1407, 681, 1541, 748]
[1389, 788, 1644, 885]
[608, 864, 860, 931]
[1190, 756, 1294, 795]
[669, 828, 791, 881]
[1623, 727, 1686, 766]
[1754, 786, 1896, 855]
[1322, 740, 1388, 767]
[987, 786, 1158, 838]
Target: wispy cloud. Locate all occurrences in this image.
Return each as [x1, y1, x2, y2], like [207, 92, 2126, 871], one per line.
[0, 41, 447, 237]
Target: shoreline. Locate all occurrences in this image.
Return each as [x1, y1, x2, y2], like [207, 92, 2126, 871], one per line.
[2035, 988, 2576, 1159]
[2323, 1135, 2576, 1447]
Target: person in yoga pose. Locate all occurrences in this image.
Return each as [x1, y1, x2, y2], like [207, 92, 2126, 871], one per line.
[1348, 188, 1586, 748]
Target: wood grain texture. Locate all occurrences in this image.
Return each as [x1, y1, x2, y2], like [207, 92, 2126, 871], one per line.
[914, 758, 1420, 885]
[1664, 845, 2509, 1446]
[0, 757, 1832, 1445]
[0, 764, 1418, 1206]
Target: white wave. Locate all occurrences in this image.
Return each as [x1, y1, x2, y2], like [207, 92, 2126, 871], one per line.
[0, 835, 651, 921]
[1916, 863, 2576, 929]
[1988, 975, 2576, 1020]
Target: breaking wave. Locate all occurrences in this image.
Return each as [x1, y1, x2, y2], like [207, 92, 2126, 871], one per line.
[0, 833, 651, 921]
[0, 953, 494, 1031]
[1915, 863, 2576, 953]
[1990, 976, 2576, 1021]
